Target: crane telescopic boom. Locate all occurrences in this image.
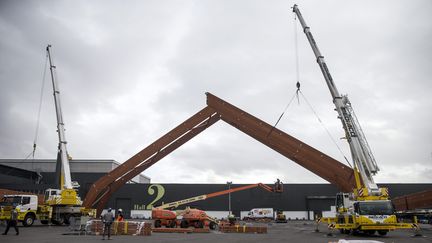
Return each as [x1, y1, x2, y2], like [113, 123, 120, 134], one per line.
[46, 45, 73, 190]
[292, 5, 380, 196]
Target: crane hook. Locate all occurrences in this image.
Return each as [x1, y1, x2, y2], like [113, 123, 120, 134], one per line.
[296, 81, 301, 104]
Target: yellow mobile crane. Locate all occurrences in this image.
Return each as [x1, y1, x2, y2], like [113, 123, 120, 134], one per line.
[0, 46, 94, 226]
[43, 45, 91, 225]
[292, 5, 419, 236]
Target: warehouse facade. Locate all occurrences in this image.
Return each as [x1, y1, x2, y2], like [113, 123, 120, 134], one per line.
[0, 159, 430, 220]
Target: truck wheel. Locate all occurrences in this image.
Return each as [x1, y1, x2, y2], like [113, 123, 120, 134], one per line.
[154, 220, 162, 228]
[23, 214, 35, 227]
[209, 222, 217, 230]
[195, 221, 204, 228]
[180, 220, 188, 228]
[52, 216, 64, 225]
[63, 214, 72, 225]
[169, 220, 177, 228]
[378, 230, 387, 236]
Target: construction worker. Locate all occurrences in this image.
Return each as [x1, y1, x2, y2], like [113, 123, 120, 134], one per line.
[2, 207, 19, 235]
[228, 214, 236, 226]
[116, 209, 124, 222]
[275, 178, 283, 192]
[101, 208, 114, 240]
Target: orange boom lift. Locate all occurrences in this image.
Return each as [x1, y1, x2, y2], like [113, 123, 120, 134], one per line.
[152, 182, 282, 229]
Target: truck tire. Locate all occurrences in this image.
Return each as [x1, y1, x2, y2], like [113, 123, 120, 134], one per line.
[378, 230, 387, 236]
[52, 216, 65, 225]
[63, 214, 72, 225]
[154, 220, 162, 228]
[195, 221, 204, 228]
[180, 220, 188, 228]
[209, 221, 217, 230]
[168, 220, 177, 228]
[23, 214, 35, 227]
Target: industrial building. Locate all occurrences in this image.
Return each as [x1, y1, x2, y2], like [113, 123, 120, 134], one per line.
[0, 159, 150, 195]
[1, 158, 430, 221]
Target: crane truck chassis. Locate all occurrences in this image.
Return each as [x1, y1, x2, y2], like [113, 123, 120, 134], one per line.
[292, 4, 420, 236]
[0, 192, 95, 226]
[0, 195, 51, 226]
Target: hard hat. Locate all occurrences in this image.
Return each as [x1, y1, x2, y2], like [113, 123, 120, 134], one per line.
[118, 208, 122, 212]
[108, 208, 112, 211]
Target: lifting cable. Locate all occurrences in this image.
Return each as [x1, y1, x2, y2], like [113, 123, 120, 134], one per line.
[2, 53, 48, 180]
[267, 12, 302, 138]
[294, 13, 301, 105]
[4, 53, 48, 184]
[298, 90, 353, 168]
[2, 151, 34, 176]
[269, 12, 352, 169]
[32, 52, 49, 159]
[267, 91, 297, 138]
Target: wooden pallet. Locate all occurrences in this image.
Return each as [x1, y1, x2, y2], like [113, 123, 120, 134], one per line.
[152, 227, 210, 233]
[219, 225, 267, 234]
[90, 220, 151, 236]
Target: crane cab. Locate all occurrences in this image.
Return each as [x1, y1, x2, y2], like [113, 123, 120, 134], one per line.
[335, 193, 353, 213]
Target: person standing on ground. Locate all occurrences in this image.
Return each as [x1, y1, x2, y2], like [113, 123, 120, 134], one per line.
[101, 208, 114, 240]
[116, 209, 124, 222]
[2, 207, 19, 235]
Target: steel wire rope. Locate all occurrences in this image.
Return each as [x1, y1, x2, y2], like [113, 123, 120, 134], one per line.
[32, 52, 49, 159]
[298, 90, 352, 168]
[1, 54, 48, 178]
[1, 52, 48, 181]
[1, 151, 34, 176]
[266, 12, 303, 137]
[266, 91, 298, 138]
[294, 12, 301, 104]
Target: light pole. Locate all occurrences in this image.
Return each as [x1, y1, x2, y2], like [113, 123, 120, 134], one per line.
[227, 181, 232, 216]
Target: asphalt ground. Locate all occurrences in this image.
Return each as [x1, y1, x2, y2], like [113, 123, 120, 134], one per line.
[0, 220, 431, 243]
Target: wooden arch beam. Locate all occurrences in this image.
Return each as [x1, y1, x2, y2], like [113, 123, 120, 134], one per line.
[83, 93, 355, 215]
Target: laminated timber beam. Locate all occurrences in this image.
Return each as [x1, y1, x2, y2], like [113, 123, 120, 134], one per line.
[205, 92, 355, 191]
[83, 106, 218, 209]
[392, 189, 432, 211]
[84, 92, 355, 214]
[92, 113, 221, 214]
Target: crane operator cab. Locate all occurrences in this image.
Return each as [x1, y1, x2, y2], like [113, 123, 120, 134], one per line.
[45, 189, 61, 203]
[354, 200, 395, 217]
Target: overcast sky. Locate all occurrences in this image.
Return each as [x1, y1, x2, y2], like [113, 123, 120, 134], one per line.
[1, 0, 431, 185]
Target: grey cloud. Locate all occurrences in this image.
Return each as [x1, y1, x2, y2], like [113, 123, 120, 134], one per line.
[0, 0, 431, 184]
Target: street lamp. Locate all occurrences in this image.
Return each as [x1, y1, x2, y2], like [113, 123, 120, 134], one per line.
[227, 181, 232, 216]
